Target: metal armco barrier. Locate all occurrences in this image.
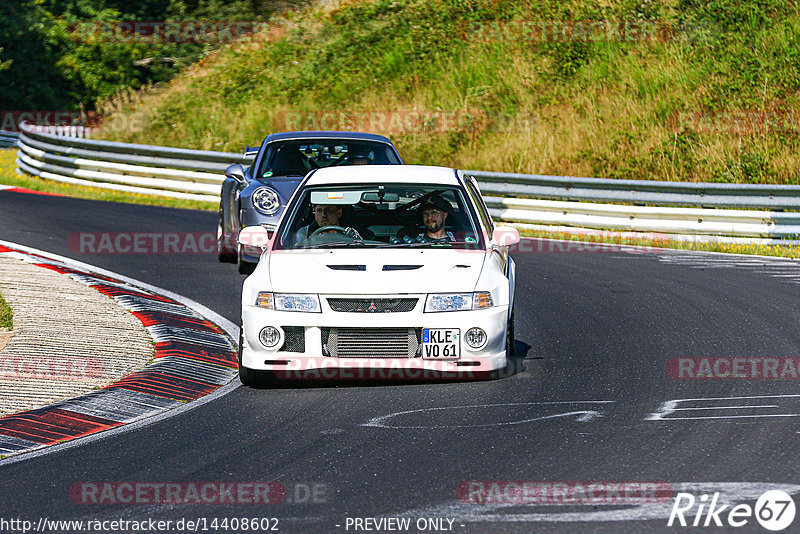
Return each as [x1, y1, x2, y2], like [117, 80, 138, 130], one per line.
[0, 130, 18, 149]
[12, 122, 800, 239]
[16, 122, 252, 202]
[482, 196, 800, 239]
[468, 170, 800, 210]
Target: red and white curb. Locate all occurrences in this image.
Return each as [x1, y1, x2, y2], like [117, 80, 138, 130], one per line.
[0, 185, 63, 196]
[0, 241, 238, 458]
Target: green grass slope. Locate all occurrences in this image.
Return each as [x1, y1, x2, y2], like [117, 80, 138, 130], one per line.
[99, 0, 800, 184]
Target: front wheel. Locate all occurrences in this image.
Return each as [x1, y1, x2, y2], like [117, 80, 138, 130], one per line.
[238, 328, 271, 386]
[505, 308, 515, 358]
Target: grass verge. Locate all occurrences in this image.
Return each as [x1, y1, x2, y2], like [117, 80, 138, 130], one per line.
[0, 292, 12, 330]
[519, 228, 800, 259]
[0, 149, 216, 211]
[99, 0, 800, 185]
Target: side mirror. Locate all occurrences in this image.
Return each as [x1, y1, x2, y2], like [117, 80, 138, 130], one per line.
[492, 226, 520, 247]
[239, 225, 274, 251]
[225, 163, 247, 184]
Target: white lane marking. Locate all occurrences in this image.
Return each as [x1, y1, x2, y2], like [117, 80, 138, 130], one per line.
[361, 401, 614, 429]
[0, 239, 239, 467]
[671, 405, 780, 411]
[389, 483, 800, 524]
[647, 395, 800, 421]
[651, 414, 800, 420]
[653, 250, 800, 286]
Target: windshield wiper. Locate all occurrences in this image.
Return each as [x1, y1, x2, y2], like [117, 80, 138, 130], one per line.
[375, 242, 430, 248]
[312, 240, 371, 248]
[376, 241, 478, 248]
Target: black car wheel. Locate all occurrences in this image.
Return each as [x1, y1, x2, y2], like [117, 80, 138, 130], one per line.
[238, 328, 268, 387]
[217, 206, 237, 263]
[237, 244, 257, 275]
[505, 307, 515, 357]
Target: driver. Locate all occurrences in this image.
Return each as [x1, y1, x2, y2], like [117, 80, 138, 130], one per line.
[295, 203, 362, 243]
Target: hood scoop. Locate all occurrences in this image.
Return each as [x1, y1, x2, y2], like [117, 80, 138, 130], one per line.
[382, 265, 423, 271]
[327, 264, 366, 271]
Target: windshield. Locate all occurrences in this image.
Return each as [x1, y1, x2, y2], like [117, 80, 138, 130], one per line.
[256, 139, 401, 178]
[274, 184, 486, 250]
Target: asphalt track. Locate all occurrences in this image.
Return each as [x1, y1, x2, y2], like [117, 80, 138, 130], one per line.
[0, 190, 799, 533]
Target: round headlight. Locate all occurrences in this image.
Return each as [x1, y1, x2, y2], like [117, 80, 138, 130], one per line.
[259, 326, 281, 348]
[465, 327, 487, 349]
[252, 187, 280, 215]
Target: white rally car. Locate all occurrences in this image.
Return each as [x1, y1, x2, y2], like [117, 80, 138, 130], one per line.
[238, 165, 518, 385]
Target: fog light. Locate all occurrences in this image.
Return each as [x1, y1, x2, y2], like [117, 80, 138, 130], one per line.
[465, 327, 487, 349]
[259, 326, 281, 348]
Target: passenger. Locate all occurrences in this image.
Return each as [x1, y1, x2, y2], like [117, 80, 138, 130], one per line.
[416, 197, 456, 243]
[391, 196, 456, 244]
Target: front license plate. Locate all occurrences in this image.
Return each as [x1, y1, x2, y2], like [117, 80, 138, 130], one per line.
[421, 328, 460, 359]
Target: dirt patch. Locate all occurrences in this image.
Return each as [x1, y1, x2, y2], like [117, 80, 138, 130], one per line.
[0, 330, 11, 352]
[0, 256, 154, 416]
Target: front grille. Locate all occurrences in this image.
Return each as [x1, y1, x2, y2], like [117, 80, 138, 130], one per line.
[279, 326, 305, 353]
[321, 328, 420, 358]
[327, 298, 418, 313]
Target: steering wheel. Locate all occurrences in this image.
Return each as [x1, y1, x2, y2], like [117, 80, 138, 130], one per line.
[309, 225, 349, 238]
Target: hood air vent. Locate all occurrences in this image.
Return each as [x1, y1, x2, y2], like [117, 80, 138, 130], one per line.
[382, 265, 423, 271]
[327, 265, 366, 271]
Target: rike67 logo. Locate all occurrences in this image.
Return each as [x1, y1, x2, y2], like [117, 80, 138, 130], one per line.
[669, 490, 796, 531]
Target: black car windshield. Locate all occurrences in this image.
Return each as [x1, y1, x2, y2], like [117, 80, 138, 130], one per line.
[274, 184, 485, 250]
[256, 140, 401, 178]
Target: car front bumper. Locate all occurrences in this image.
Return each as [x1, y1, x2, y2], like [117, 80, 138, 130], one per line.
[241, 297, 509, 379]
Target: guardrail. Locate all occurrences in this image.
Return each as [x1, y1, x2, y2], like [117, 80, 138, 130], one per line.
[15, 122, 251, 202]
[0, 130, 18, 149]
[12, 122, 800, 240]
[465, 171, 800, 240]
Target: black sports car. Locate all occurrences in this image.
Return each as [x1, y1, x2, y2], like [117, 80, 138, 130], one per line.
[218, 131, 403, 273]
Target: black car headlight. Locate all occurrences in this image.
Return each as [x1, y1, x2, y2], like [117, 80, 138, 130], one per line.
[252, 187, 280, 215]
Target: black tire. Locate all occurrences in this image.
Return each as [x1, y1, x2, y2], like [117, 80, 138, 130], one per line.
[487, 308, 516, 381]
[217, 206, 237, 263]
[238, 328, 267, 387]
[237, 247, 257, 275]
[505, 308, 515, 358]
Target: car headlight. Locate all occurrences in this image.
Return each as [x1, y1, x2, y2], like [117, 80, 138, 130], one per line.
[275, 293, 321, 313]
[424, 292, 494, 312]
[252, 187, 280, 215]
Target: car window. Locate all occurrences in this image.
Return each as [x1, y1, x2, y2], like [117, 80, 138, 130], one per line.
[464, 176, 494, 235]
[274, 184, 485, 250]
[257, 140, 401, 179]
